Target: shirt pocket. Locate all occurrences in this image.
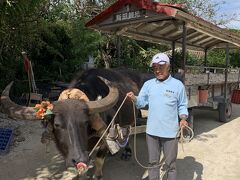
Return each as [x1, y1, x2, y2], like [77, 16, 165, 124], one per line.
[163, 92, 177, 106]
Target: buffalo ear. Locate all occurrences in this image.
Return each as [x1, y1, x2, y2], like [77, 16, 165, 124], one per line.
[44, 113, 54, 121]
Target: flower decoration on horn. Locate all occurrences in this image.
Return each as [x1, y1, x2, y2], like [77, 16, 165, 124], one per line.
[34, 101, 53, 119]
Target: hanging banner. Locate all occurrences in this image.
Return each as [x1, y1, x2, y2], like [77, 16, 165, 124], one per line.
[22, 52, 30, 73]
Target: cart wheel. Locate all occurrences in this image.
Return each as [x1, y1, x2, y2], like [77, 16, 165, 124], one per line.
[218, 101, 232, 122]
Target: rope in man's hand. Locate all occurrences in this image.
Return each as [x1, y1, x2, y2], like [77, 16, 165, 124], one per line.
[129, 97, 194, 179]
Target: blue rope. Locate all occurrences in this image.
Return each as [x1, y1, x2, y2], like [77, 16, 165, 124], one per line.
[116, 137, 129, 148]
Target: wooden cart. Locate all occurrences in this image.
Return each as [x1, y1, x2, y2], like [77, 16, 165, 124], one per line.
[86, 0, 240, 129]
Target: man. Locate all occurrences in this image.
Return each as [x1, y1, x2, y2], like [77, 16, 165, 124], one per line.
[127, 53, 188, 180]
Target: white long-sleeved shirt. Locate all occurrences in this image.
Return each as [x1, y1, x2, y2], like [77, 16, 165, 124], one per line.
[135, 75, 188, 138]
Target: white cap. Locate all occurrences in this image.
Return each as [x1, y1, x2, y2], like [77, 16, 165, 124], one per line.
[150, 53, 170, 67]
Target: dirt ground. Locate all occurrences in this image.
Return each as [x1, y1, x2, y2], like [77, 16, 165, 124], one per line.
[0, 104, 240, 180]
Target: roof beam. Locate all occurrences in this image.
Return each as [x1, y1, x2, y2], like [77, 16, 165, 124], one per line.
[186, 31, 203, 40]
[204, 39, 222, 49]
[150, 22, 171, 34]
[96, 16, 172, 31]
[161, 27, 182, 37]
[126, 30, 204, 50]
[153, 20, 182, 39]
[134, 23, 147, 30]
[116, 26, 130, 35]
[202, 38, 220, 46]
[174, 29, 197, 41]
[190, 35, 210, 44]
[197, 36, 215, 46]
[176, 11, 240, 47]
[212, 43, 238, 49]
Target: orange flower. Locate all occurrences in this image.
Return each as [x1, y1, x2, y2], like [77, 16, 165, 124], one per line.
[41, 101, 49, 109]
[36, 108, 45, 119]
[35, 101, 54, 119]
[47, 104, 53, 110]
[35, 104, 42, 109]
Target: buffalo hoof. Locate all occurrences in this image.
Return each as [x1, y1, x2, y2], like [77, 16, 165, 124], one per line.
[120, 148, 132, 161]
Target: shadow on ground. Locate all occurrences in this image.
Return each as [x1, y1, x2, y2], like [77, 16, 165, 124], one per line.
[177, 156, 203, 180]
[191, 104, 239, 137]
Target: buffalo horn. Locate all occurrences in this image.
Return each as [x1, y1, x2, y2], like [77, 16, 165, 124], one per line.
[0, 81, 37, 120]
[87, 77, 119, 114]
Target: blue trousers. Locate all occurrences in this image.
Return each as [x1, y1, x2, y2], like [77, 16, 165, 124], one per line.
[146, 134, 178, 180]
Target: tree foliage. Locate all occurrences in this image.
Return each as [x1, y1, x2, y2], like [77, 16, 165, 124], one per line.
[0, 0, 239, 93]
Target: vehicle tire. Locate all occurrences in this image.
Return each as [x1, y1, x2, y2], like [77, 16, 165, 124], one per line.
[218, 100, 232, 122]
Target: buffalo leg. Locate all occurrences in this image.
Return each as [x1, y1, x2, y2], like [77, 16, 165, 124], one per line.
[120, 142, 132, 161]
[94, 144, 108, 179]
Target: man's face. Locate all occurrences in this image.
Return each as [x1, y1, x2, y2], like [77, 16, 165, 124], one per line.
[152, 63, 170, 80]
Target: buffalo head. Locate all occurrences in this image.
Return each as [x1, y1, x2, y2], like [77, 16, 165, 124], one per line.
[0, 77, 119, 175]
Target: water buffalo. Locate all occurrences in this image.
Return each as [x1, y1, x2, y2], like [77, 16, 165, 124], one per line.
[0, 68, 146, 179]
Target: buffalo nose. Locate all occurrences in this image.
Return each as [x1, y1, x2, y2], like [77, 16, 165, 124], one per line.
[71, 151, 89, 166]
[72, 157, 88, 165]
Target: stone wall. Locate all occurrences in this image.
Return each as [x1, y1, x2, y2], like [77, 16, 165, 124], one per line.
[185, 72, 239, 86]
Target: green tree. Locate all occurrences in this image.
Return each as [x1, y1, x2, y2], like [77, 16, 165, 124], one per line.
[0, 0, 47, 91]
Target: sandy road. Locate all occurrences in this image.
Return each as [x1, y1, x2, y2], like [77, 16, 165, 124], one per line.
[0, 104, 240, 180]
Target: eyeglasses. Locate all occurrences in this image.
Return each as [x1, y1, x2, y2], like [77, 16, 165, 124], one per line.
[152, 64, 168, 72]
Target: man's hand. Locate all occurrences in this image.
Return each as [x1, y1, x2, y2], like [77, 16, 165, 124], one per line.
[126, 91, 136, 102]
[180, 119, 188, 128]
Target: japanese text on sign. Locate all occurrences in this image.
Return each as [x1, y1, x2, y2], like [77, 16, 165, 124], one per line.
[114, 10, 145, 21]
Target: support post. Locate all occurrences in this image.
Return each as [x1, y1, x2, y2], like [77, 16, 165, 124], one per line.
[171, 41, 175, 73]
[204, 48, 208, 67]
[182, 22, 187, 83]
[224, 43, 229, 102]
[117, 35, 121, 66]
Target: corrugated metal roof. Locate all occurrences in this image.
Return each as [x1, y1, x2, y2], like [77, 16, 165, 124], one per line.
[86, 0, 240, 51]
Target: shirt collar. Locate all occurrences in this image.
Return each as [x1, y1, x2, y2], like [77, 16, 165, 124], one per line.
[155, 75, 172, 84]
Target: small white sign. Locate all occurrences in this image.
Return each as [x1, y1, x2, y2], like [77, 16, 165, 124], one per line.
[114, 10, 145, 22]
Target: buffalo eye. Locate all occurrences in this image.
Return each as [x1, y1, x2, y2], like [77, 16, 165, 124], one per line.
[54, 122, 61, 128]
[52, 114, 65, 129]
[53, 120, 63, 129]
